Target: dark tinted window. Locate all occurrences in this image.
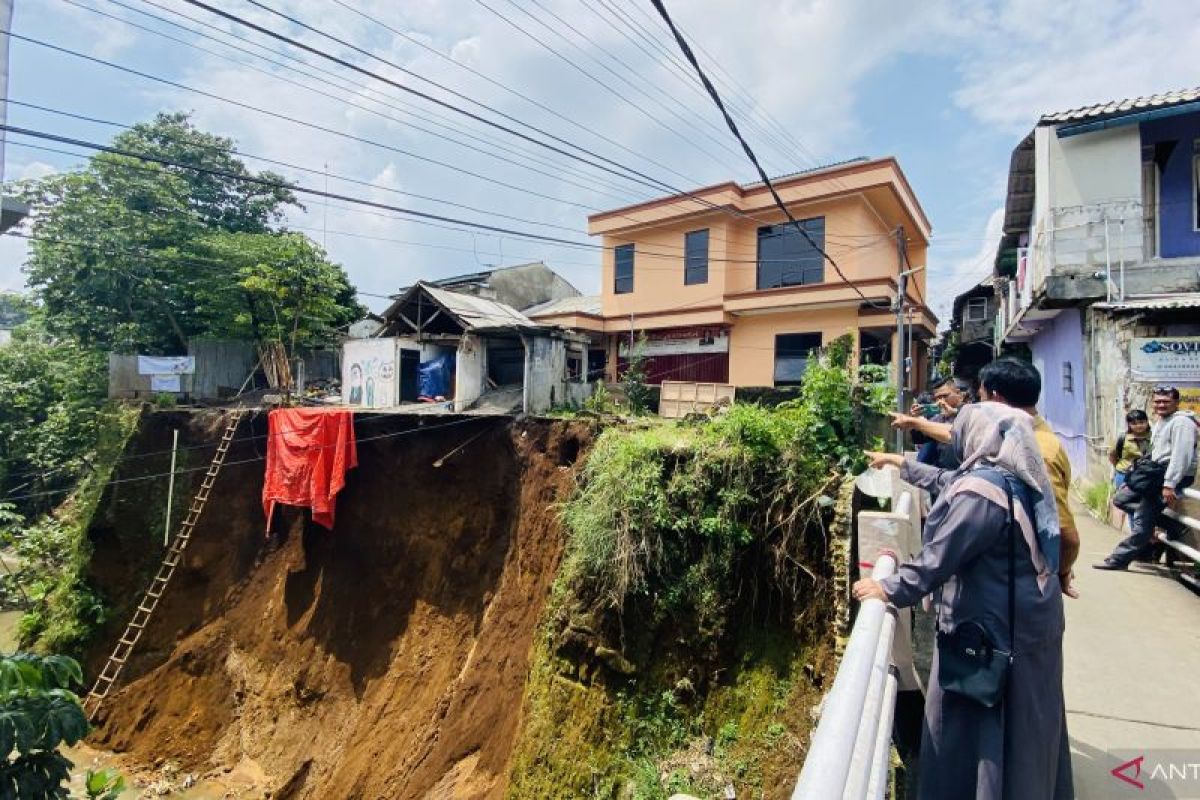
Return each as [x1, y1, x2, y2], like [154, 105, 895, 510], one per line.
[614, 244, 634, 294]
[774, 332, 822, 386]
[757, 217, 825, 290]
[684, 229, 709, 285]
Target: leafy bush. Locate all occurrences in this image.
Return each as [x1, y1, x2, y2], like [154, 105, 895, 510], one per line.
[560, 335, 879, 633]
[620, 334, 653, 415]
[0, 653, 88, 800]
[84, 768, 126, 800]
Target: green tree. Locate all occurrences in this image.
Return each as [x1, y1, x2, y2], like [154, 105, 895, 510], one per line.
[14, 112, 359, 352]
[0, 317, 106, 513]
[0, 652, 89, 800]
[196, 231, 362, 349]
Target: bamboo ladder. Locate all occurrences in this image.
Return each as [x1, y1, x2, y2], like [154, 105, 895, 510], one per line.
[82, 408, 246, 720]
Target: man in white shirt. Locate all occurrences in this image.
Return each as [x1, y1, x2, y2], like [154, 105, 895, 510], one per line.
[1096, 385, 1197, 570]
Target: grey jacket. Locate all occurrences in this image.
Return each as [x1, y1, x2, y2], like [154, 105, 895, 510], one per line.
[1151, 411, 1198, 489]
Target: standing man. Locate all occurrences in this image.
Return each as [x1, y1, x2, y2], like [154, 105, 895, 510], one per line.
[890, 357, 1081, 596]
[1095, 385, 1197, 571]
[912, 377, 970, 469]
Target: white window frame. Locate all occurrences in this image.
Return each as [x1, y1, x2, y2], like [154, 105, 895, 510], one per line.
[965, 296, 989, 322]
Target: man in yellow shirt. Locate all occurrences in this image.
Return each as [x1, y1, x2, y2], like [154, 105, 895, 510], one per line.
[889, 358, 1080, 595]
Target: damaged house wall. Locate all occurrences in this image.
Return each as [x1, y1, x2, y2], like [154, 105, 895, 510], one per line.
[455, 333, 486, 412]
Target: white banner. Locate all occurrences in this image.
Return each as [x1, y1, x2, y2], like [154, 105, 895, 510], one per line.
[619, 331, 729, 357]
[137, 355, 195, 375]
[150, 374, 181, 392]
[1130, 337, 1200, 381]
[342, 338, 397, 408]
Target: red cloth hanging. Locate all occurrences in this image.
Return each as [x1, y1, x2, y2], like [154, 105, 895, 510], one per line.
[263, 408, 358, 531]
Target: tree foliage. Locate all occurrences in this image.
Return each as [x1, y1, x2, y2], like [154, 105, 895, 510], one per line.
[0, 652, 88, 800]
[0, 318, 106, 514]
[14, 112, 361, 352]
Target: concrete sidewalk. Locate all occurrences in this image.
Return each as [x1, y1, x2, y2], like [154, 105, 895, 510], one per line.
[1065, 507, 1200, 798]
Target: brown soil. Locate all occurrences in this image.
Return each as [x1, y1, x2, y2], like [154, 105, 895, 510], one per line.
[86, 412, 590, 799]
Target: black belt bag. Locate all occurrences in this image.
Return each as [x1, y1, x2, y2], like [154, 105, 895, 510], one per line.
[1125, 455, 1166, 495]
[936, 475, 1016, 708]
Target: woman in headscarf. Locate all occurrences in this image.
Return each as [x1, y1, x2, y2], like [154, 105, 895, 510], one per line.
[853, 401, 1073, 800]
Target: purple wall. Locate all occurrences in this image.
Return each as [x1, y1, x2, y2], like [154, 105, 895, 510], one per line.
[1030, 308, 1088, 474]
[1141, 111, 1200, 259]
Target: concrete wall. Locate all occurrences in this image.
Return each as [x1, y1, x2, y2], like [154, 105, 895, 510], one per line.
[454, 334, 486, 412]
[727, 307, 861, 387]
[485, 263, 581, 311]
[1030, 308, 1088, 475]
[1046, 125, 1142, 211]
[1141, 112, 1200, 258]
[522, 335, 560, 414]
[1084, 308, 1200, 482]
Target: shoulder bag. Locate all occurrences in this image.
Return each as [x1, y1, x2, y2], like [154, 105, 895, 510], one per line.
[1125, 455, 1166, 495]
[935, 472, 1015, 708]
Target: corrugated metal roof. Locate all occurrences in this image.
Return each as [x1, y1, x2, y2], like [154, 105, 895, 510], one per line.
[524, 295, 602, 317]
[1040, 86, 1200, 124]
[420, 283, 535, 329]
[1094, 294, 1200, 311]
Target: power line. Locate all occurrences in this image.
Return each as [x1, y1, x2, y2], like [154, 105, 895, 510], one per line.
[8, 96, 595, 235]
[1, 124, 608, 249]
[324, 0, 711, 192]
[583, 0, 798, 171]
[648, 0, 889, 311]
[7, 31, 650, 217]
[486, 0, 750, 174]
[186, 0, 709, 199]
[62, 0, 656, 208]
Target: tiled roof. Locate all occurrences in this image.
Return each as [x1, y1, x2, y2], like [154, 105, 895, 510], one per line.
[1040, 86, 1200, 124]
[524, 295, 602, 317]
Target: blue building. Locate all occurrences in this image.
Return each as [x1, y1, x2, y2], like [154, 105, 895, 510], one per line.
[994, 87, 1200, 482]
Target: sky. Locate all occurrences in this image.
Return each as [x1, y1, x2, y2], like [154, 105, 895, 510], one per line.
[2, 0, 1198, 323]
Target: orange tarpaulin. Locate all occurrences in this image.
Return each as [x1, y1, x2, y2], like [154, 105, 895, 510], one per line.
[263, 408, 357, 531]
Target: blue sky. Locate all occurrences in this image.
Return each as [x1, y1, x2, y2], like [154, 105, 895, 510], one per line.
[3, 0, 1198, 323]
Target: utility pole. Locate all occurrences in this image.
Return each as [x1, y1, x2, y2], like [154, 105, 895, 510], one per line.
[894, 227, 907, 452]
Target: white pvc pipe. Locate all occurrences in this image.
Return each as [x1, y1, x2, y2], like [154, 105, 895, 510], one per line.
[865, 670, 900, 800]
[1182, 487, 1200, 503]
[792, 553, 898, 800]
[1155, 527, 1200, 564]
[843, 609, 898, 799]
[1162, 508, 1200, 536]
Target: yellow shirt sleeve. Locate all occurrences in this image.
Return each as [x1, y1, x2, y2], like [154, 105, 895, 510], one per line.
[1034, 428, 1077, 534]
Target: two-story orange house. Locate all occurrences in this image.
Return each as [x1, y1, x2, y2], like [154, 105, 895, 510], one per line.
[528, 157, 936, 390]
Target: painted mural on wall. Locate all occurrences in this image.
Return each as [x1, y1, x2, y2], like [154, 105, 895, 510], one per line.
[1131, 337, 1200, 381]
[342, 338, 397, 408]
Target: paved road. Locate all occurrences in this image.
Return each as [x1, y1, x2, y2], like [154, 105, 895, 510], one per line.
[1065, 507, 1200, 799]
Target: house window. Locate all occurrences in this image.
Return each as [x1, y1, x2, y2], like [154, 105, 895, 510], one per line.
[684, 229, 709, 285]
[966, 297, 990, 322]
[1193, 139, 1200, 230]
[567, 354, 583, 383]
[757, 217, 825, 290]
[614, 244, 634, 294]
[774, 332, 822, 386]
[1062, 361, 1074, 393]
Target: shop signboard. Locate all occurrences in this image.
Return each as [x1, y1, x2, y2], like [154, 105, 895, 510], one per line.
[1130, 337, 1200, 382]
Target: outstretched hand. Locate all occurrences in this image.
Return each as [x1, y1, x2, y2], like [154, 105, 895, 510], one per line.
[864, 451, 903, 470]
[888, 411, 922, 430]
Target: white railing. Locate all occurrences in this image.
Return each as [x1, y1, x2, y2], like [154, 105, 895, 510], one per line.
[1161, 487, 1200, 559]
[793, 477, 922, 799]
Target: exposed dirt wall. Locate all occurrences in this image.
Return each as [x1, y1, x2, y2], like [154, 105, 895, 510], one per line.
[86, 411, 589, 799]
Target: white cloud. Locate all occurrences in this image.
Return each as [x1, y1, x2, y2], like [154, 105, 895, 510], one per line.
[950, 0, 1200, 133]
[929, 206, 1004, 324]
